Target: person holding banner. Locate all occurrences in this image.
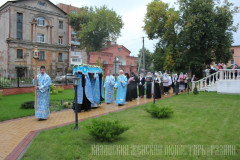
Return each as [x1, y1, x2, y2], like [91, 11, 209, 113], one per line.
[33, 66, 51, 120]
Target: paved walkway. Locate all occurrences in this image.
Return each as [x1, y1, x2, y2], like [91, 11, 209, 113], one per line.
[0, 93, 174, 160]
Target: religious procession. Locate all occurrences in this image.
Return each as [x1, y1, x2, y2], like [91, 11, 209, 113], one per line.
[33, 64, 194, 121]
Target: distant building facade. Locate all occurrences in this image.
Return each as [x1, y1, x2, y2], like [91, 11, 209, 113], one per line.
[0, 0, 70, 78]
[227, 46, 240, 67]
[57, 3, 88, 67]
[89, 45, 138, 75]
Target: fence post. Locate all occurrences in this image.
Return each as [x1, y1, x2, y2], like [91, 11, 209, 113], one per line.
[192, 81, 195, 91]
[17, 68, 20, 88]
[219, 69, 224, 80]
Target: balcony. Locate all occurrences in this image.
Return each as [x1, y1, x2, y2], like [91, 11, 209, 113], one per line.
[71, 41, 80, 45]
[71, 58, 82, 65]
[71, 51, 82, 57]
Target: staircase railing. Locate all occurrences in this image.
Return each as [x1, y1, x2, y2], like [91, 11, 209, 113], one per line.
[192, 69, 240, 91]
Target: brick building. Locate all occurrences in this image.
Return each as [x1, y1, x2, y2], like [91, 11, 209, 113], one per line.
[0, 0, 70, 78]
[89, 44, 138, 75]
[57, 3, 88, 66]
[227, 45, 240, 67]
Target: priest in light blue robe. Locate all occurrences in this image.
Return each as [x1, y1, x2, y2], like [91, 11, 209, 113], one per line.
[104, 72, 115, 104]
[33, 66, 51, 120]
[115, 70, 127, 106]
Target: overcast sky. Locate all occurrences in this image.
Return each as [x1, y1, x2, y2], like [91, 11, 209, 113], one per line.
[0, 0, 239, 56]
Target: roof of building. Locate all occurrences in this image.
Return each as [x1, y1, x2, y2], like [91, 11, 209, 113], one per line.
[0, 0, 67, 15]
[101, 44, 131, 53]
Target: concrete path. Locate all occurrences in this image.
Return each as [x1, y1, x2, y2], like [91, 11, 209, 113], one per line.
[0, 93, 174, 160]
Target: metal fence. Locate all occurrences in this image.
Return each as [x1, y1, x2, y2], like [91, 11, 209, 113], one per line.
[0, 68, 73, 89]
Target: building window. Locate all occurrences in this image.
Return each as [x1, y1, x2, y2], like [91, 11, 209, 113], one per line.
[230, 59, 234, 65]
[118, 48, 122, 52]
[58, 36, 63, 44]
[39, 51, 45, 61]
[58, 53, 63, 62]
[231, 49, 234, 54]
[38, 1, 46, 6]
[59, 20, 63, 29]
[72, 58, 81, 62]
[17, 49, 23, 59]
[37, 34, 45, 43]
[16, 12, 23, 40]
[37, 17, 45, 26]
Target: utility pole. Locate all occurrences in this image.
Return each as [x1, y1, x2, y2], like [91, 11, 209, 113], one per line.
[142, 37, 145, 76]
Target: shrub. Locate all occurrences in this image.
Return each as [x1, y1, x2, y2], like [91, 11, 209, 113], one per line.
[0, 91, 3, 100]
[50, 83, 56, 92]
[21, 101, 34, 109]
[52, 90, 58, 95]
[193, 86, 199, 95]
[0, 77, 11, 88]
[57, 87, 64, 93]
[145, 104, 174, 119]
[87, 119, 129, 142]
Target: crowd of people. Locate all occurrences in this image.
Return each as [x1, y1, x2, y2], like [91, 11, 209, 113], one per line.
[33, 64, 238, 120]
[104, 70, 195, 106]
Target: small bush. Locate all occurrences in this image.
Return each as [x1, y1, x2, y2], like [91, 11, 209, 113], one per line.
[52, 90, 58, 95]
[145, 104, 174, 119]
[57, 87, 64, 93]
[50, 83, 56, 92]
[193, 86, 199, 95]
[0, 91, 3, 100]
[87, 119, 129, 142]
[0, 77, 11, 88]
[21, 101, 34, 109]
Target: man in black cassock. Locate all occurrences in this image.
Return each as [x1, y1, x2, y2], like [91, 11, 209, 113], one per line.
[125, 73, 132, 102]
[145, 72, 153, 98]
[138, 73, 145, 98]
[131, 72, 139, 99]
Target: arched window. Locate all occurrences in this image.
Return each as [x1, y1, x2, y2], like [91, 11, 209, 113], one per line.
[103, 60, 108, 65]
[37, 17, 45, 26]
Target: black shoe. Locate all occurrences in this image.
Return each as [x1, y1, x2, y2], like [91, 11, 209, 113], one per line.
[38, 118, 46, 121]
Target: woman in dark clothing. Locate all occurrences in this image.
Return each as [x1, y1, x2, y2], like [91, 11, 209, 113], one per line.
[154, 72, 161, 99]
[172, 74, 179, 95]
[138, 73, 145, 98]
[131, 72, 138, 99]
[125, 73, 132, 102]
[145, 72, 153, 98]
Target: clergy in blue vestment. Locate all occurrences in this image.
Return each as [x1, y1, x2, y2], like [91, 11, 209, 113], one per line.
[104, 71, 115, 104]
[114, 70, 127, 106]
[33, 66, 51, 120]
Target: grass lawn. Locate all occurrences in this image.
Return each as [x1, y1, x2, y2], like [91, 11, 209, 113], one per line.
[22, 92, 240, 160]
[0, 89, 74, 121]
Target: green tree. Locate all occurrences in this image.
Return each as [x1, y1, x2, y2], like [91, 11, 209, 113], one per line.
[69, 6, 123, 52]
[144, 0, 180, 72]
[144, 0, 238, 77]
[138, 48, 153, 72]
[178, 0, 238, 77]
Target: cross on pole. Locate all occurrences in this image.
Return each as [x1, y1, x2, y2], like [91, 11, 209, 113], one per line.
[33, 46, 39, 111]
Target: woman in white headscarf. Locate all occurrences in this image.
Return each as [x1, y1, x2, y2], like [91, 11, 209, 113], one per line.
[179, 72, 185, 92]
[163, 73, 169, 95]
[153, 72, 161, 99]
[172, 74, 179, 95]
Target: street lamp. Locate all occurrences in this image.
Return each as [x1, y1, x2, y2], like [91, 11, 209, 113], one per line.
[114, 57, 119, 79]
[73, 76, 80, 130]
[153, 74, 156, 104]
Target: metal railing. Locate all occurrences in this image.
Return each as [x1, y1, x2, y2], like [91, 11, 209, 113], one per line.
[0, 68, 73, 89]
[192, 69, 240, 91]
